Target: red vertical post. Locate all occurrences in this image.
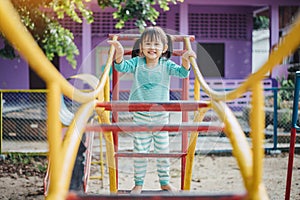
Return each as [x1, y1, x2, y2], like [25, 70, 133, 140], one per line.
[112, 62, 119, 188]
[181, 76, 189, 189]
[285, 127, 297, 200]
[285, 71, 300, 200]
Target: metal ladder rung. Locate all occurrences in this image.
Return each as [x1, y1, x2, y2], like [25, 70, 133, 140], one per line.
[108, 34, 195, 42]
[115, 152, 187, 158]
[86, 123, 224, 132]
[91, 161, 104, 165]
[89, 176, 104, 180]
[95, 101, 210, 111]
[66, 192, 248, 199]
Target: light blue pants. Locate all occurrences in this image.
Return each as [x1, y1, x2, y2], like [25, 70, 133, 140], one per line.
[133, 112, 170, 187]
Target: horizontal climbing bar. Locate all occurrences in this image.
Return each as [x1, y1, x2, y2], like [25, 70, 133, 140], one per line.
[95, 101, 209, 111]
[109, 34, 195, 42]
[115, 152, 187, 158]
[124, 49, 187, 56]
[85, 123, 223, 132]
[66, 192, 248, 200]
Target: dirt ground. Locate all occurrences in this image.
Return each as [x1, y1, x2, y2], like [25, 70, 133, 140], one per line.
[0, 153, 299, 200]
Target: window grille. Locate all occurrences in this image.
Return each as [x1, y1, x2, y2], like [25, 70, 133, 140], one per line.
[189, 13, 249, 40]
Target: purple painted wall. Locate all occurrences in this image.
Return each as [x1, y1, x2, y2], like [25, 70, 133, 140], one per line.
[0, 39, 29, 89]
[188, 5, 254, 79]
[225, 41, 252, 78]
[0, 57, 29, 89]
[1, 1, 299, 89]
[59, 37, 83, 79]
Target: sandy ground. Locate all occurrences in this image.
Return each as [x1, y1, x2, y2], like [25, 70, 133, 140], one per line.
[0, 154, 300, 200]
[1, 153, 299, 200]
[88, 153, 300, 200]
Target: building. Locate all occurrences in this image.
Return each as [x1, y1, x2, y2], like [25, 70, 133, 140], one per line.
[0, 0, 299, 90]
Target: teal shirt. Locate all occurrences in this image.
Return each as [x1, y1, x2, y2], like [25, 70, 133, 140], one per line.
[114, 57, 190, 102]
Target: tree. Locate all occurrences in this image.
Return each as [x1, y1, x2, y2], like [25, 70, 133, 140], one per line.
[0, 0, 184, 68]
[0, 0, 93, 69]
[253, 16, 269, 30]
[98, 0, 183, 31]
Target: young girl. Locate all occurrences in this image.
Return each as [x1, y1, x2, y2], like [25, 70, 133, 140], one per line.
[108, 26, 196, 194]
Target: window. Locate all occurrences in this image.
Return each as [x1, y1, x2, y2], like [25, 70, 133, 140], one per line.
[197, 43, 225, 77]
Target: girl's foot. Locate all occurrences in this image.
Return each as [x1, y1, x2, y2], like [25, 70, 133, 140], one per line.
[130, 185, 143, 194]
[161, 184, 178, 192]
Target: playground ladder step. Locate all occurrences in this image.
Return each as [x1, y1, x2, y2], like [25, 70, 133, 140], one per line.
[96, 101, 210, 112]
[66, 192, 248, 200]
[109, 33, 195, 42]
[85, 123, 224, 132]
[115, 152, 187, 158]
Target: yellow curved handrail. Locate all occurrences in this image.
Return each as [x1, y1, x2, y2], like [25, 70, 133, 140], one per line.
[0, 1, 116, 199]
[1, 0, 300, 199]
[0, 0, 117, 103]
[184, 14, 300, 102]
[183, 14, 300, 199]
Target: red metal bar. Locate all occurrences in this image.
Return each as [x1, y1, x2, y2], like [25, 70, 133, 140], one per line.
[66, 192, 248, 200]
[106, 32, 197, 193]
[96, 101, 209, 112]
[112, 60, 119, 187]
[108, 34, 195, 42]
[181, 77, 189, 189]
[115, 152, 187, 158]
[285, 127, 297, 200]
[86, 124, 224, 133]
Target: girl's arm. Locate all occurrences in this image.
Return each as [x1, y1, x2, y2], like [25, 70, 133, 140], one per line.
[167, 60, 190, 78]
[114, 57, 138, 73]
[181, 49, 197, 70]
[107, 40, 137, 73]
[107, 40, 124, 63]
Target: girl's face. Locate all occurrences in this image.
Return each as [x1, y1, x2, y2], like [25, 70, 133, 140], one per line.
[140, 37, 168, 64]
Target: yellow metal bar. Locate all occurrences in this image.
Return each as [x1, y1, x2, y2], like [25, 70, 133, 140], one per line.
[93, 56, 111, 184]
[0, 1, 117, 104]
[102, 40, 118, 193]
[90, 176, 103, 180]
[91, 161, 102, 164]
[183, 37, 208, 190]
[183, 37, 201, 102]
[99, 131, 105, 184]
[185, 16, 300, 102]
[194, 79, 200, 101]
[0, 89, 47, 93]
[60, 101, 96, 191]
[0, 0, 115, 197]
[249, 83, 269, 200]
[47, 100, 96, 200]
[89, 131, 105, 182]
[0, 1, 74, 99]
[211, 101, 254, 192]
[98, 109, 117, 193]
[46, 82, 64, 200]
[3, 0, 300, 198]
[183, 107, 209, 190]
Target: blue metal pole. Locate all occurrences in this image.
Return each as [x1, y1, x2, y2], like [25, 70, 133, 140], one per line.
[273, 88, 278, 150]
[291, 72, 300, 129]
